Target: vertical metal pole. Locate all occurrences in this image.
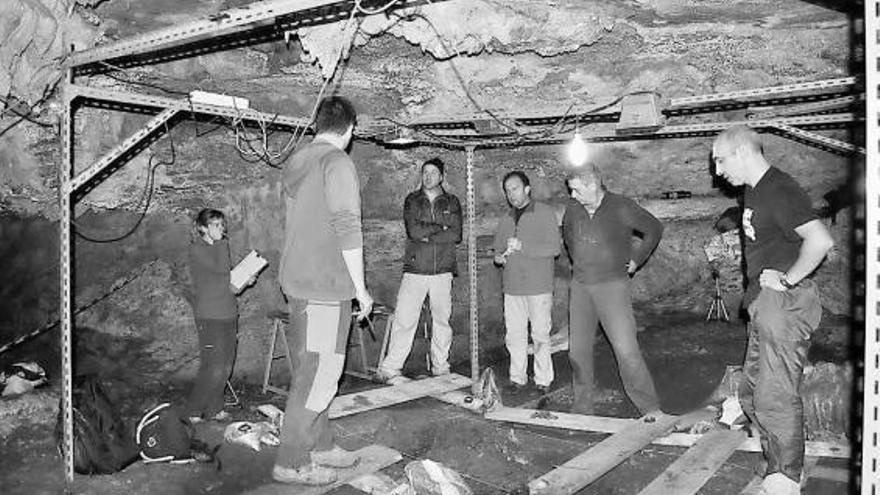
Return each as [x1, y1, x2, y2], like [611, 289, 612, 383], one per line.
[465, 146, 479, 391]
[59, 69, 75, 490]
[863, 3, 879, 494]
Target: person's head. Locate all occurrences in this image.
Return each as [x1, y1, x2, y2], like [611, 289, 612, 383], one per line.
[314, 96, 357, 145]
[421, 157, 445, 192]
[194, 208, 226, 244]
[503, 171, 531, 209]
[712, 125, 765, 187]
[566, 163, 605, 209]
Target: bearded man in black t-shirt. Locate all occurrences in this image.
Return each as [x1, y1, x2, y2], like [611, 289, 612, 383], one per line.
[712, 125, 834, 495]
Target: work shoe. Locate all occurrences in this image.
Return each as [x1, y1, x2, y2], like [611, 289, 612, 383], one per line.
[759, 473, 800, 495]
[375, 370, 411, 386]
[211, 410, 232, 422]
[311, 446, 360, 469]
[504, 382, 527, 396]
[272, 463, 337, 485]
[535, 384, 551, 395]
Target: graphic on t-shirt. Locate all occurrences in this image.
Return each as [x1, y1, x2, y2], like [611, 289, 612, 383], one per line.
[742, 208, 756, 241]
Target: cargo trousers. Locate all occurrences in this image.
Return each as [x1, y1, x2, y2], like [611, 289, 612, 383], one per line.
[740, 280, 822, 483]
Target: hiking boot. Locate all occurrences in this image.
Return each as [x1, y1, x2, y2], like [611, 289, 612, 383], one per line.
[504, 382, 527, 396]
[272, 463, 337, 485]
[311, 446, 360, 468]
[535, 384, 551, 395]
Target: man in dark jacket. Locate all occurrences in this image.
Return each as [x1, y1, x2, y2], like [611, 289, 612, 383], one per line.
[562, 163, 663, 419]
[377, 158, 462, 384]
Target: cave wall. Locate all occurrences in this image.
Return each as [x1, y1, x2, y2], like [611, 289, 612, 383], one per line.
[0, 0, 859, 382]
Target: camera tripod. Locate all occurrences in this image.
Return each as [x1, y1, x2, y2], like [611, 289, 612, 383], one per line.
[706, 270, 730, 322]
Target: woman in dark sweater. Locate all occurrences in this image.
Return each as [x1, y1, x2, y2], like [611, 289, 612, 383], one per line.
[186, 208, 247, 423]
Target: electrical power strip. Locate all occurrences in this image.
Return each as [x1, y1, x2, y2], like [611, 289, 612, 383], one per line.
[189, 90, 250, 109]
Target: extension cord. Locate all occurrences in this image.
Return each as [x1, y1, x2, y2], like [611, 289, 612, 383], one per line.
[189, 90, 250, 109]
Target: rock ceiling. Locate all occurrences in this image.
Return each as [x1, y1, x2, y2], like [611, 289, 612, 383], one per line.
[0, 0, 860, 217]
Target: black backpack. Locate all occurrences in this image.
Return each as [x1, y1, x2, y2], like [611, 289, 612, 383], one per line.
[55, 375, 138, 474]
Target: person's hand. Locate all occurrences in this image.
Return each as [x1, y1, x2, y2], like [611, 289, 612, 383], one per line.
[507, 237, 522, 253]
[355, 288, 374, 321]
[626, 259, 637, 275]
[247, 275, 257, 287]
[759, 269, 787, 291]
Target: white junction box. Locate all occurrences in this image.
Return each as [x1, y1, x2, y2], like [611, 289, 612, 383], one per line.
[189, 90, 250, 109]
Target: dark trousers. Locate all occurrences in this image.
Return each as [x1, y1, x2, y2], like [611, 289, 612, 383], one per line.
[740, 281, 821, 482]
[186, 318, 237, 418]
[568, 278, 660, 415]
[275, 298, 351, 469]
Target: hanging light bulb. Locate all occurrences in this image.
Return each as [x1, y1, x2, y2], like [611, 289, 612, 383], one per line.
[567, 130, 589, 167]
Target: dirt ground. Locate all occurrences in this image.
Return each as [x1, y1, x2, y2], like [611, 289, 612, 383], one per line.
[0, 308, 853, 495]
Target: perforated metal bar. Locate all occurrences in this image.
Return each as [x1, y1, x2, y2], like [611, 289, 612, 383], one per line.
[411, 113, 862, 149]
[73, 85, 311, 128]
[749, 94, 865, 119]
[466, 146, 479, 392]
[59, 72, 75, 489]
[68, 0, 337, 68]
[669, 77, 858, 108]
[68, 108, 179, 194]
[770, 123, 865, 155]
[862, 3, 879, 493]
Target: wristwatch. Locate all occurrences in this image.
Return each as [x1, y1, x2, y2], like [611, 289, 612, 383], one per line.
[780, 274, 797, 290]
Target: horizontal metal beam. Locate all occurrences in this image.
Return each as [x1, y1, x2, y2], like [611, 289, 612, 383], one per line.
[771, 123, 865, 155]
[669, 77, 858, 108]
[67, 108, 179, 195]
[72, 84, 312, 128]
[748, 93, 865, 119]
[67, 0, 431, 71]
[405, 112, 862, 148]
[67, 0, 344, 68]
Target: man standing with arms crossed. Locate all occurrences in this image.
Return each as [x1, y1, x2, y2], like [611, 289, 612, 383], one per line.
[493, 171, 561, 395]
[377, 158, 462, 384]
[273, 96, 372, 486]
[712, 125, 833, 495]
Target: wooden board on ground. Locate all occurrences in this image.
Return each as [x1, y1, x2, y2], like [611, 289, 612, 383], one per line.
[329, 373, 472, 419]
[244, 445, 401, 495]
[528, 413, 682, 495]
[485, 407, 851, 459]
[637, 429, 747, 495]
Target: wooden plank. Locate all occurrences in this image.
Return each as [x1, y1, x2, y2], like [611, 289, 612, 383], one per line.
[638, 429, 747, 495]
[485, 407, 851, 459]
[528, 413, 682, 495]
[329, 373, 471, 419]
[243, 444, 401, 495]
[811, 464, 849, 484]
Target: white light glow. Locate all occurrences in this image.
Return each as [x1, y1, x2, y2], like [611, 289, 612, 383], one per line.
[567, 131, 590, 167]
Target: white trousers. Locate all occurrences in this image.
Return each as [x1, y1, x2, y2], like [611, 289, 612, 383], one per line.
[379, 273, 454, 376]
[504, 293, 553, 386]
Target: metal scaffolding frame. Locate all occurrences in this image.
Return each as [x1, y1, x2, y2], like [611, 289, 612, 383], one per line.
[862, 3, 878, 494]
[56, 0, 867, 489]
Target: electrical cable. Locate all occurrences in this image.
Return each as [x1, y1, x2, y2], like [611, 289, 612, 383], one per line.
[72, 123, 175, 243]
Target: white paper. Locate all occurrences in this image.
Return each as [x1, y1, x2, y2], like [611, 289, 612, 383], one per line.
[230, 250, 267, 291]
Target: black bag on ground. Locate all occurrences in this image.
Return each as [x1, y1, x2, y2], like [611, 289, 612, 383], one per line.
[136, 403, 195, 463]
[54, 374, 138, 474]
